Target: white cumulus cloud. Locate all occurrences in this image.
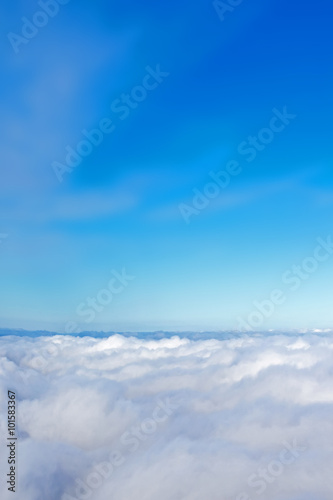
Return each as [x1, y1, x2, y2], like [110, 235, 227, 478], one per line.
[0, 331, 333, 500]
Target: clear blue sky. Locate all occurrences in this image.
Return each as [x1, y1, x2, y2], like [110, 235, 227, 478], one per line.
[0, 0, 332, 332]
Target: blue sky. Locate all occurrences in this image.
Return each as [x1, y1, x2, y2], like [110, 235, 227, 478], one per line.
[0, 0, 332, 332]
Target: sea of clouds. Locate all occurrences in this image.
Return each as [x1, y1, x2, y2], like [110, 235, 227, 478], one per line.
[1, 330, 333, 500]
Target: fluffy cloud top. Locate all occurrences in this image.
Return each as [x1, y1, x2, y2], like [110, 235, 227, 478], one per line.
[1, 331, 333, 500]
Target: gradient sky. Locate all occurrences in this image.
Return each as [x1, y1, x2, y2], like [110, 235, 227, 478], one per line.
[0, 0, 332, 332]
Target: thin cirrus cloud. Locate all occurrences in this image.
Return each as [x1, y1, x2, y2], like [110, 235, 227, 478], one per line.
[2, 188, 137, 224]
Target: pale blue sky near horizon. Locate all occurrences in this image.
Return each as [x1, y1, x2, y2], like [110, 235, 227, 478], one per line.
[0, 0, 332, 332]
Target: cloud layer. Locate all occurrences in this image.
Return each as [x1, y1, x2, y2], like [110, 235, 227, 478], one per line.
[1, 331, 333, 499]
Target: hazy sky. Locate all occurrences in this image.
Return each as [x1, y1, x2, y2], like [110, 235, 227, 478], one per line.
[0, 0, 332, 332]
